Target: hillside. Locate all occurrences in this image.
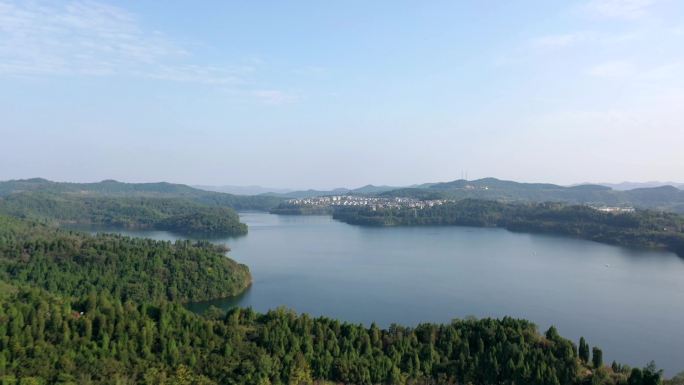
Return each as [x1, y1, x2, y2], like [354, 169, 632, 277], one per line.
[3, 284, 632, 385]
[0, 178, 288, 235]
[0, 192, 248, 236]
[0, 178, 283, 211]
[0, 215, 251, 303]
[377, 178, 684, 213]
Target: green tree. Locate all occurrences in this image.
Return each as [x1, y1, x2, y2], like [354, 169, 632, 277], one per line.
[288, 353, 313, 385]
[579, 337, 590, 363]
[642, 361, 663, 385]
[592, 347, 603, 369]
[630, 368, 644, 385]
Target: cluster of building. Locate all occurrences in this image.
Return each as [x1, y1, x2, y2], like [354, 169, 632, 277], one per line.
[287, 195, 450, 210]
[590, 206, 636, 213]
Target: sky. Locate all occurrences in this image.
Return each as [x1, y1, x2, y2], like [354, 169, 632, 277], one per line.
[1, 0, 683, 189]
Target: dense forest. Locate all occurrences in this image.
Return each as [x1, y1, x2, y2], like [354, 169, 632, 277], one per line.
[0, 192, 248, 237]
[0, 214, 672, 384]
[2, 284, 663, 385]
[332, 200, 684, 257]
[0, 215, 251, 302]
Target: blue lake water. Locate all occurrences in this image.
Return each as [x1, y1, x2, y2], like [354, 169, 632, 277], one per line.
[106, 212, 684, 375]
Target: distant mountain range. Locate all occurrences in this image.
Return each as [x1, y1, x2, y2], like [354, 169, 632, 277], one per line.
[198, 179, 684, 198]
[375, 178, 684, 213]
[193, 185, 293, 196]
[3, 177, 684, 214]
[262, 184, 401, 199]
[193, 184, 402, 198]
[256, 177, 684, 214]
[597, 181, 684, 191]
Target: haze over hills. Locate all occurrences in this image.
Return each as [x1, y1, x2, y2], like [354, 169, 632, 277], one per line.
[260, 184, 401, 199]
[263, 177, 684, 214]
[3, 177, 684, 215]
[598, 182, 684, 191]
[190, 184, 403, 199]
[382, 178, 684, 213]
[193, 184, 294, 196]
[200, 179, 683, 199]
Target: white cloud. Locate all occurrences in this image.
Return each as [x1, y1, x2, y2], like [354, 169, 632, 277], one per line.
[582, 0, 656, 20]
[0, 0, 247, 85]
[588, 60, 636, 77]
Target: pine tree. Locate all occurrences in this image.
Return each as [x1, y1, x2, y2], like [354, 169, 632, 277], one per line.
[579, 337, 589, 363]
[592, 347, 603, 369]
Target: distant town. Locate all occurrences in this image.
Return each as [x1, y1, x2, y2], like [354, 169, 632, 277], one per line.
[590, 206, 636, 213]
[286, 195, 451, 210]
[286, 195, 637, 213]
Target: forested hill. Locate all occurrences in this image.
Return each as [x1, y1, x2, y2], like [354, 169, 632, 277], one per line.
[333, 200, 684, 257]
[0, 178, 283, 211]
[6, 177, 682, 213]
[376, 178, 684, 214]
[0, 192, 248, 237]
[0, 178, 286, 236]
[4, 287, 658, 385]
[0, 215, 251, 303]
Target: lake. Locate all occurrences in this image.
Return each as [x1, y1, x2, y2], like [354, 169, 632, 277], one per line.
[107, 212, 684, 375]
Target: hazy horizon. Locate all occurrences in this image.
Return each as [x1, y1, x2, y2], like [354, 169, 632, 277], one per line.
[2, 0, 683, 188]
[2, 175, 683, 192]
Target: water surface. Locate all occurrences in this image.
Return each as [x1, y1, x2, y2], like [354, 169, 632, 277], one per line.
[108, 212, 684, 375]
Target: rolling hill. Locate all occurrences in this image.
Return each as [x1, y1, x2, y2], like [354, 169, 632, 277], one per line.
[0, 178, 283, 211]
[377, 178, 684, 213]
